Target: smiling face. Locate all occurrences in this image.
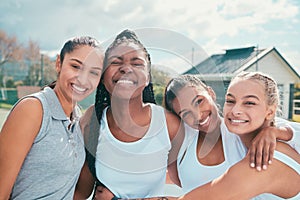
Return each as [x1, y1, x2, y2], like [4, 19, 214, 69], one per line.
[102, 42, 149, 100]
[172, 85, 221, 133]
[56, 45, 103, 103]
[223, 78, 276, 135]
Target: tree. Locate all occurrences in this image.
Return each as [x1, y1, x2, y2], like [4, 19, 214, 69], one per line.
[0, 30, 23, 87]
[41, 56, 57, 86]
[23, 40, 41, 86]
[151, 66, 171, 86]
[151, 66, 172, 105]
[0, 30, 23, 66]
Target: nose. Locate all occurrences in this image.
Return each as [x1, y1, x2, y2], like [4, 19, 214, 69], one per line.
[193, 109, 203, 124]
[231, 104, 243, 116]
[119, 64, 133, 74]
[77, 68, 89, 85]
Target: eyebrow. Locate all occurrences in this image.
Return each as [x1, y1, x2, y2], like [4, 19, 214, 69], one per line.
[191, 95, 200, 105]
[108, 56, 122, 60]
[226, 93, 260, 100]
[108, 56, 145, 62]
[131, 57, 145, 62]
[70, 58, 102, 70]
[70, 58, 83, 64]
[177, 94, 200, 116]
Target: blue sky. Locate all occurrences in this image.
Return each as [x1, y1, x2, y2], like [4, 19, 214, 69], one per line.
[1, 0, 299, 74]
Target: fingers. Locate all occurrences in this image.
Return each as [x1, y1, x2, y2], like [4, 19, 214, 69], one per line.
[268, 141, 276, 165]
[249, 143, 257, 168]
[249, 139, 276, 171]
[254, 144, 263, 171]
[262, 144, 269, 170]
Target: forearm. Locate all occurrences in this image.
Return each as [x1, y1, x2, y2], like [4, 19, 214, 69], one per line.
[74, 162, 95, 199]
[275, 126, 293, 141]
[117, 197, 176, 200]
[275, 118, 300, 153]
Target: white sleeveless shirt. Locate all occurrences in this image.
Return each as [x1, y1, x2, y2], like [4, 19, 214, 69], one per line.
[95, 104, 171, 198]
[177, 120, 241, 193]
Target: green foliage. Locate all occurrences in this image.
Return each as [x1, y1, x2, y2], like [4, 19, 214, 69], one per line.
[6, 79, 15, 88]
[153, 84, 166, 106]
[151, 67, 171, 86]
[151, 66, 172, 106]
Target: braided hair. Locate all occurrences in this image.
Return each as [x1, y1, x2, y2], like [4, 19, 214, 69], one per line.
[95, 29, 156, 122]
[229, 71, 280, 125]
[164, 74, 208, 114]
[86, 30, 156, 188]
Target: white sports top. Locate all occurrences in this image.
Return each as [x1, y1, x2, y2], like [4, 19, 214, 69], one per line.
[95, 104, 171, 198]
[177, 121, 241, 193]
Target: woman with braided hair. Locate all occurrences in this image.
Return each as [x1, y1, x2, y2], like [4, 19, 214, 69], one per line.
[174, 71, 300, 199]
[102, 72, 299, 200]
[74, 29, 184, 199]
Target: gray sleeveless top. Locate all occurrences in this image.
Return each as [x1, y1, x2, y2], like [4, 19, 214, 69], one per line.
[10, 87, 85, 200]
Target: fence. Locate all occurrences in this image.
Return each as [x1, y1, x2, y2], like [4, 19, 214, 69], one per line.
[292, 99, 300, 122]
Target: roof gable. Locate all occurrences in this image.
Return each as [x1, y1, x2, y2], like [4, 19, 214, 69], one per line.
[184, 46, 266, 74]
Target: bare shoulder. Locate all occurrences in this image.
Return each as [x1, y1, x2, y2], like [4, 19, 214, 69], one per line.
[80, 105, 95, 126]
[164, 109, 182, 140]
[275, 141, 300, 163]
[80, 105, 99, 142]
[9, 97, 43, 125]
[1, 97, 43, 141]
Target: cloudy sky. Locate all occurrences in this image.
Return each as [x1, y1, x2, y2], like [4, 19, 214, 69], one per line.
[1, 0, 299, 74]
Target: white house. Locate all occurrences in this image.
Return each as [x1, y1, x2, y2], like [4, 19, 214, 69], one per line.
[183, 46, 300, 120]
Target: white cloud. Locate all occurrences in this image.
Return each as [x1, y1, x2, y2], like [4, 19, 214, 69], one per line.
[0, 0, 299, 74]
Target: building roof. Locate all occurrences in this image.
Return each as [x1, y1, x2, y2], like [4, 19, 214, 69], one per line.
[183, 46, 300, 79]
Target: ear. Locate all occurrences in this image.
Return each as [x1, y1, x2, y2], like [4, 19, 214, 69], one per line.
[55, 54, 61, 73]
[207, 86, 217, 101]
[266, 105, 276, 121]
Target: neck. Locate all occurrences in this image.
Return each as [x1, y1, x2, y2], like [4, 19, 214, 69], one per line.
[110, 96, 144, 119]
[108, 96, 151, 138]
[199, 116, 222, 140]
[53, 86, 74, 118]
[240, 120, 272, 149]
[198, 118, 222, 158]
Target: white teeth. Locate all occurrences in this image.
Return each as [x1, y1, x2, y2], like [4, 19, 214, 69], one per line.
[72, 84, 86, 92]
[199, 116, 209, 125]
[231, 119, 247, 123]
[117, 80, 134, 84]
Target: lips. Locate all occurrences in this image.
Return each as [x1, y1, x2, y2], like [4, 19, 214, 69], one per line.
[199, 115, 210, 126]
[115, 79, 135, 85]
[72, 83, 87, 93]
[229, 118, 249, 123]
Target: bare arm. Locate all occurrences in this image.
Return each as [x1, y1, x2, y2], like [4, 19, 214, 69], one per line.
[0, 98, 42, 199]
[74, 105, 97, 199]
[178, 148, 300, 200]
[165, 110, 185, 186]
[116, 144, 300, 200]
[74, 161, 96, 199]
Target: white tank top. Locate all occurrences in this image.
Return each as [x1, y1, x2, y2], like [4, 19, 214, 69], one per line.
[95, 104, 171, 198]
[177, 121, 241, 193]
